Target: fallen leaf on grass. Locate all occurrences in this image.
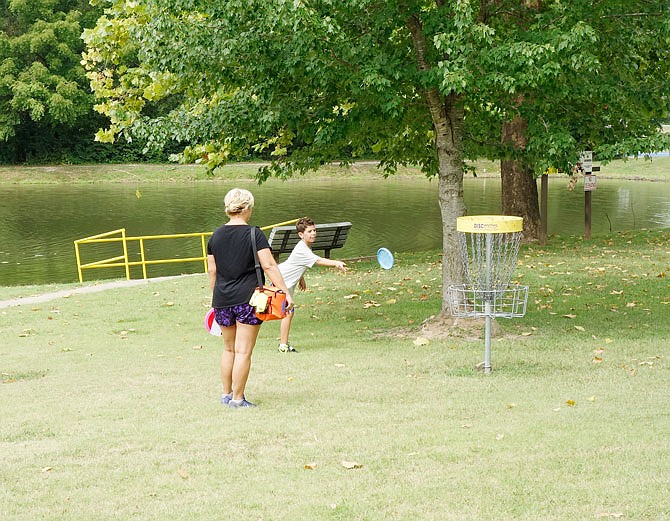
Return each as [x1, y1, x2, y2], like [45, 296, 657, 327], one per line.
[303, 463, 316, 470]
[574, 326, 585, 332]
[340, 461, 363, 469]
[413, 337, 429, 346]
[563, 314, 577, 319]
[626, 302, 636, 308]
[41, 467, 53, 473]
[566, 399, 576, 406]
[596, 513, 624, 518]
[343, 294, 359, 300]
[178, 468, 189, 480]
[191, 345, 204, 350]
[593, 356, 603, 364]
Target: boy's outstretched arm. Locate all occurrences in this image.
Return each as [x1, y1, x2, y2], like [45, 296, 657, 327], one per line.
[316, 258, 347, 271]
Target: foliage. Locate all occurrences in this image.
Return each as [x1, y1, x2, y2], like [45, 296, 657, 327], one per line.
[0, 0, 177, 164]
[0, 1, 95, 157]
[460, 2, 670, 174]
[83, 1, 669, 177]
[83, 1, 428, 177]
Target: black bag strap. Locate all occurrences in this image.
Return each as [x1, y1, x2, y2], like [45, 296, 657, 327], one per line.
[250, 227, 264, 288]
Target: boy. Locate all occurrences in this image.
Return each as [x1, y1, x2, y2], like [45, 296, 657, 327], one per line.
[277, 217, 347, 352]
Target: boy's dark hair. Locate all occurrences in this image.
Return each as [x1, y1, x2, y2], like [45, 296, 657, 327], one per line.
[296, 217, 315, 233]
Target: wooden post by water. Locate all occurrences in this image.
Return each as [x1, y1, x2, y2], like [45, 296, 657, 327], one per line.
[580, 151, 594, 240]
[584, 190, 592, 240]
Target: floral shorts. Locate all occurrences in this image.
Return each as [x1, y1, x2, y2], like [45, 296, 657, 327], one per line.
[214, 303, 263, 327]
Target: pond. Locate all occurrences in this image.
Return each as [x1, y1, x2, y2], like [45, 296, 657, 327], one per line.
[1, 175, 669, 286]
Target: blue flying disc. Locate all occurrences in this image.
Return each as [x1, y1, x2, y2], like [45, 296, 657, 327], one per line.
[376, 247, 394, 270]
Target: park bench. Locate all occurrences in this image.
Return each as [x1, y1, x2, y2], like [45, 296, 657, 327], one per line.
[267, 222, 352, 261]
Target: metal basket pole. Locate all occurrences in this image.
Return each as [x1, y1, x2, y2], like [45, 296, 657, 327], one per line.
[483, 232, 493, 373]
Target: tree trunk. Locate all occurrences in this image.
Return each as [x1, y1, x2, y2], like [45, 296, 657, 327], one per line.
[436, 98, 467, 310]
[498, 1, 543, 242]
[501, 115, 541, 241]
[406, 15, 467, 312]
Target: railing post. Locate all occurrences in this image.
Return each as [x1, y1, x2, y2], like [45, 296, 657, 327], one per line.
[201, 234, 208, 273]
[74, 241, 84, 283]
[139, 238, 147, 279]
[121, 229, 131, 280]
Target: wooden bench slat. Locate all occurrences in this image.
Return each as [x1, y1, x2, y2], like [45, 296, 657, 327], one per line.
[268, 222, 352, 260]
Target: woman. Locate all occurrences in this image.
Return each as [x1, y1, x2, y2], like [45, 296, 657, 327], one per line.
[207, 188, 293, 408]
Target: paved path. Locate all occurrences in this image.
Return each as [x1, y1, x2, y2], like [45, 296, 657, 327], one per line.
[0, 275, 193, 309]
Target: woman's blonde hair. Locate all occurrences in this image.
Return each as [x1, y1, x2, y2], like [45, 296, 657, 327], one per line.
[224, 188, 255, 216]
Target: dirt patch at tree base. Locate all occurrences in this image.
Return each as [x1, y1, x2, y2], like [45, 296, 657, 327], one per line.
[385, 312, 503, 342]
[416, 312, 501, 341]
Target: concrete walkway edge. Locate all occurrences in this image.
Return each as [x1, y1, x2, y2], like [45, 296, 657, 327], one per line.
[0, 274, 198, 309]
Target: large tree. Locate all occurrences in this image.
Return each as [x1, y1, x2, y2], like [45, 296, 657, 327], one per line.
[0, 0, 103, 161]
[83, 0, 669, 314]
[467, 1, 670, 240]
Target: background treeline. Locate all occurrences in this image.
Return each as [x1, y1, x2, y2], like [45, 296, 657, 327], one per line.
[0, 0, 180, 164]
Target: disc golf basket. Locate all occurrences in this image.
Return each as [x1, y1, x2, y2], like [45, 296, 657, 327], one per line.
[447, 216, 529, 374]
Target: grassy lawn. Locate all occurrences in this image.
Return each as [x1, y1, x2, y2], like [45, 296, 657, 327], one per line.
[0, 155, 668, 184]
[1, 229, 669, 520]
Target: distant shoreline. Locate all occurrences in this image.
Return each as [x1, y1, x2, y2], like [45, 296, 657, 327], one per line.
[0, 156, 668, 185]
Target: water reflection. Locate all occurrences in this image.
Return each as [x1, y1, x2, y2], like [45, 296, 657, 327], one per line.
[652, 201, 670, 227]
[1, 176, 668, 286]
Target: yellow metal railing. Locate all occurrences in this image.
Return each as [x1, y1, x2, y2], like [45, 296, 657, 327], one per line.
[73, 219, 299, 283]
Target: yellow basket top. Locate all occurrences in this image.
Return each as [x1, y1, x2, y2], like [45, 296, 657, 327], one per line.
[457, 215, 523, 234]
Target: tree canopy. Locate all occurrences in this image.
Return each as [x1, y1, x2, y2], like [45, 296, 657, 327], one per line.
[84, 1, 669, 171]
[83, 0, 669, 312]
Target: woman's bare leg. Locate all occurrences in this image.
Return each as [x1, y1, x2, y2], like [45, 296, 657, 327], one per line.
[220, 324, 237, 394]
[231, 322, 261, 401]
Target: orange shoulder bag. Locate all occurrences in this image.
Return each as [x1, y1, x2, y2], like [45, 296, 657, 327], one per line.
[249, 227, 287, 321]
